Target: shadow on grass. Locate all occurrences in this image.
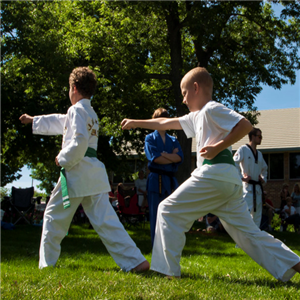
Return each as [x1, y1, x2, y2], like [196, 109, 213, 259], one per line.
[53, 263, 121, 273]
[131, 269, 300, 290]
[2, 223, 299, 275]
[182, 250, 244, 258]
[178, 272, 300, 288]
[214, 273, 300, 289]
[1, 223, 153, 262]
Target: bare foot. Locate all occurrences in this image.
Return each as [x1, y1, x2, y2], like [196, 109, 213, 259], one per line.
[131, 260, 150, 273]
[292, 262, 300, 273]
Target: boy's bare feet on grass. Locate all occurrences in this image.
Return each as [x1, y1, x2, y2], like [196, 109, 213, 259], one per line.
[131, 260, 150, 273]
[292, 262, 300, 273]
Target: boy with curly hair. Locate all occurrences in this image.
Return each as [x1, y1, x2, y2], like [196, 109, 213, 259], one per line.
[20, 67, 149, 272]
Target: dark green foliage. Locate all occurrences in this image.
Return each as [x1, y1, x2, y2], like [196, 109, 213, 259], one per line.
[1, 1, 299, 190]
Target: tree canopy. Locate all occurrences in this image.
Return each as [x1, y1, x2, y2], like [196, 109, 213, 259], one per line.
[1, 0, 299, 193]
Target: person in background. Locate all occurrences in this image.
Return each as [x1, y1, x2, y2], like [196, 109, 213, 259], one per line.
[108, 180, 118, 210]
[282, 197, 300, 234]
[233, 128, 268, 229]
[291, 183, 300, 215]
[205, 213, 224, 233]
[262, 191, 276, 232]
[144, 108, 183, 245]
[280, 183, 290, 210]
[135, 170, 148, 210]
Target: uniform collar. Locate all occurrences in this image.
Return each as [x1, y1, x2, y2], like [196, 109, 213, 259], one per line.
[75, 99, 91, 107]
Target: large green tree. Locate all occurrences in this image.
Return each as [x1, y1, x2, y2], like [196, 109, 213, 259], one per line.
[1, 1, 299, 192]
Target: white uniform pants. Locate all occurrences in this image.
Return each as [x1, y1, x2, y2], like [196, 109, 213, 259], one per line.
[150, 176, 300, 281]
[39, 190, 146, 271]
[244, 189, 262, 228]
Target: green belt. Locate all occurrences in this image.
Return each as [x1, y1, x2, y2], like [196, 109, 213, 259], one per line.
[202, 149, 235, 166]
[61, 147, 97, 209]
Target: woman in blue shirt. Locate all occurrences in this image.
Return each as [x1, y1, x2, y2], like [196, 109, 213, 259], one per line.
[145, 108, 183, 244]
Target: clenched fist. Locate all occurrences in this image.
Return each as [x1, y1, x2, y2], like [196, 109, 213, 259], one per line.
[19, 114, 33, 124]
[121, 119, 136, 130]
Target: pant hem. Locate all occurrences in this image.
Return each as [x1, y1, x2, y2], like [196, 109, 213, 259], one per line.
[150, 266, 180, 277]
[122, 257, 147, 272]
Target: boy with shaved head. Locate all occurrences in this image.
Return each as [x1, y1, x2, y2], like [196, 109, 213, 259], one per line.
[121, 67, 300, 281]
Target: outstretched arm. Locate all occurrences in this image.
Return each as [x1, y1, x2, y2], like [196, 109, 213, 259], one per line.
[200, 118, 253, 160]
[19, 114, 34, 124]
[20, 113, 66, 136]
[121, 117, 182, 131]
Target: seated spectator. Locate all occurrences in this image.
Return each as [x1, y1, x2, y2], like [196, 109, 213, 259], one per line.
[117, 183, 132, 207]
[279, 183, 290, 210]
[117, 182, 124, 195]
[291, 183, 300, 214]
[282, 197, 300, 234]
[205, 213, 224, 233]
[108, 181, 118, 210]
[134, 170, 148, 211]
[262, 191, 276, 232]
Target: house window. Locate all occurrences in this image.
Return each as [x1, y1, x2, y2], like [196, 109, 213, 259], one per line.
[263, 153, 284, 180]
[289, 153, 300, 179]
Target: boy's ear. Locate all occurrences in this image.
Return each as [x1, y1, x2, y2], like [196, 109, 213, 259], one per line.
[193, 82, 199, 94]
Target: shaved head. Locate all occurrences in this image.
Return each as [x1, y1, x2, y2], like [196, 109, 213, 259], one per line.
[181, 67, 213, 97]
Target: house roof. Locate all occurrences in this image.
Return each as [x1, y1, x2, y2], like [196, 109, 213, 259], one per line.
[191, 107, 300, 153]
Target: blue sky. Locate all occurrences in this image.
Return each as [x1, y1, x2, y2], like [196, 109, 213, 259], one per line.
[254, 70, 299, 110]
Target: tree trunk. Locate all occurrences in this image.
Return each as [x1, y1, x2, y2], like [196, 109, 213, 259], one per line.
[165, 2, 192, 185]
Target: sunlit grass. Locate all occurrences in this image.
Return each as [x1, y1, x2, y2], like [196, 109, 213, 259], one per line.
[1, 222, 300, 299]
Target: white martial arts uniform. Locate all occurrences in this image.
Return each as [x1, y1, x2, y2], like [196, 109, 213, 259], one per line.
[33, 99, 146, 270]
[150, 101, 300, 281]
[233, 145, 268, 227]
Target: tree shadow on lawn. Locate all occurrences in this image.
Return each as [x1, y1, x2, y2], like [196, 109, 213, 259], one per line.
[183, 233, 244, 257]
[54, 262, 122, 273]
[178, 272, 300, 289]
[182, 250, 244, 258]
[1, 224, 153, 262]
[214, 273, 300, 289]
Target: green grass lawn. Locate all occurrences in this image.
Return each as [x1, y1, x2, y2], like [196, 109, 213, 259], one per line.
[1, 221, 300, 300]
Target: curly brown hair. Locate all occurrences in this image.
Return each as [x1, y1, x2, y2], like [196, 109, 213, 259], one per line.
[69, 67, 97, 99]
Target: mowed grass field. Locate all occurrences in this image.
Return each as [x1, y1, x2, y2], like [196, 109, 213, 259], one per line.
[1, 222, 300, 300]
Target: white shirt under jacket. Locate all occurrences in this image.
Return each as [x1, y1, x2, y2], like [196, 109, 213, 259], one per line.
[32, 99, 110, 198]
[178, 101, 244, 186]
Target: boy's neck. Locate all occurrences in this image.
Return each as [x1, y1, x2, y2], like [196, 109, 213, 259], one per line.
[196, 92, 212, 111]
[72, 95, 88, 105]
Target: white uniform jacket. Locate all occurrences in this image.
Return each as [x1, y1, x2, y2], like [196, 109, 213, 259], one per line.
[32, 99, 110, 198]
[233, 144, 268, 196]
[179, 101, 244, 186]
